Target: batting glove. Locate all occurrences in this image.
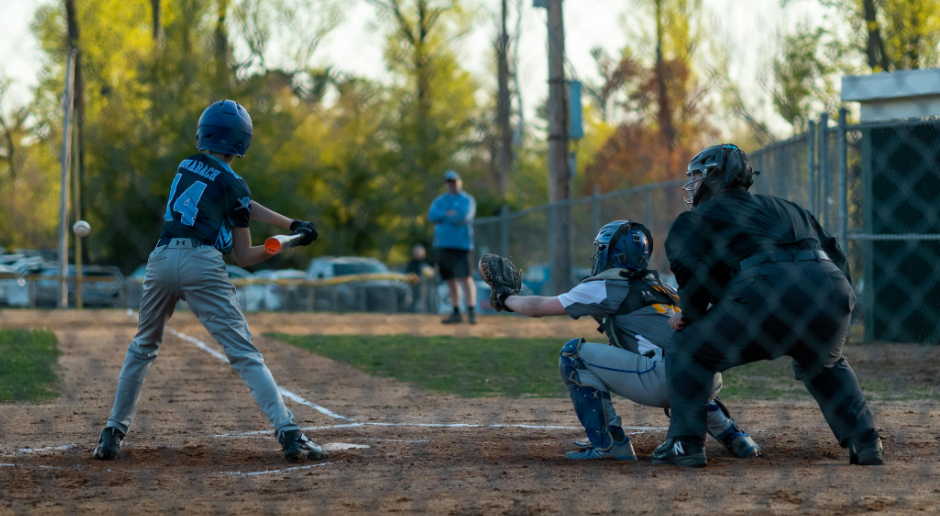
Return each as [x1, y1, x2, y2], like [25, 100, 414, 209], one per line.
[290, 219, 318, 246]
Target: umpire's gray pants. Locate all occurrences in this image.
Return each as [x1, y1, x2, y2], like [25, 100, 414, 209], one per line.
[106, 241, 299, 435]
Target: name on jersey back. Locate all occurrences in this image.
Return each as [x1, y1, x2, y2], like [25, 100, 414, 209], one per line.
[179, 159, 222, 181]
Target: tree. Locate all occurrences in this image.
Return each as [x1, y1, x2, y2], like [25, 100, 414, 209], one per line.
[810, 0, 940, 72]
[0, 77, 31, 179]
[494, 0, 514, 195]
[370, 0, 481, 243]
[769, 24, 853, 133]
[583, 0, 719, 193]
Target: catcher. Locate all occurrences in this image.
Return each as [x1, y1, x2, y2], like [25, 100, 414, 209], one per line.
[478, 220, 760, 460]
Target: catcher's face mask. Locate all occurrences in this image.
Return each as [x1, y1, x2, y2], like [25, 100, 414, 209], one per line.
[682, 170, 707, 209]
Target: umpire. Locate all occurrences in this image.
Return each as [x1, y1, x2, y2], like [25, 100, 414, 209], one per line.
[654, 143, 884, 468]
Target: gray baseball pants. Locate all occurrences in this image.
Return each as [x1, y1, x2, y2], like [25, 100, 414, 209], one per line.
[105, 240, 299, 435]
[567, 342, 730, 435]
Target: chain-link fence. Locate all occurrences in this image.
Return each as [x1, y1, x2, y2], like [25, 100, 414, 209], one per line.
[476, 112, 940, 344]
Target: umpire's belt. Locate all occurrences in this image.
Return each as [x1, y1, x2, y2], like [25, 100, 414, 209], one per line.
[739, 250, 830, 270]
[157, 237, 209, 249]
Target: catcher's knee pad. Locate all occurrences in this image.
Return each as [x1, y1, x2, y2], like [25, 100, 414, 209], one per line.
[560, 338, 620, 450]
[559, 338, 587, 383]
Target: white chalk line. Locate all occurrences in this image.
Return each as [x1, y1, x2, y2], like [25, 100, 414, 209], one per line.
[128, 310, 351, 421]
[322, 443, 370, 451]
[214, 422, 668, 438]
[217, 460, 339, 477]
[2, 443, 79, 456]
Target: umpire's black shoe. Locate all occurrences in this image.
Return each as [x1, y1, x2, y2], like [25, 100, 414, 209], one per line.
[93, 427, 125, 460]
[652, 438, 707, 468]
[278, 429, 329, 463]
[849, 437, 885, 466]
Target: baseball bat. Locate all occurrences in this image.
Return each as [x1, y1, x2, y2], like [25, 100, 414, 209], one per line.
[264, 234, 302, 254]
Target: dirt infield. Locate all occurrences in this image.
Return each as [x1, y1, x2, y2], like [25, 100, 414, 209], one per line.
[1, 310, 938, 515]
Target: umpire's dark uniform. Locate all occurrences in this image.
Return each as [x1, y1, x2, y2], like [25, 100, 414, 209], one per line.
[663, 178, 882, 464]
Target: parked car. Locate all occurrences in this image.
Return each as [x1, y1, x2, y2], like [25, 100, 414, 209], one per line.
[4, 258, 53, 307]
[243, 269, 307, 312]
[34, 265, 124, 308]
[306, 257, 411, 312]
[0, 265, 19, 306]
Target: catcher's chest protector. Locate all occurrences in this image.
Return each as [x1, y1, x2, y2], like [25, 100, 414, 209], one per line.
[583, 270, 679, 352]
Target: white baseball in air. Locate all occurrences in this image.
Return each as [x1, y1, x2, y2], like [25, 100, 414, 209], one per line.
[72, 220, 91, 237]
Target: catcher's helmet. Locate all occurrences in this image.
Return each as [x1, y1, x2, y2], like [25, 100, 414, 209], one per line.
[682, 143, 758, 209]
[196, 100, 253, 158]
[591, 220, 653, 277]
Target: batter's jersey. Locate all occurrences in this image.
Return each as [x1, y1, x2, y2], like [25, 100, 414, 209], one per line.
[558, 279, 678, 356]
[159, 153, 251, 254]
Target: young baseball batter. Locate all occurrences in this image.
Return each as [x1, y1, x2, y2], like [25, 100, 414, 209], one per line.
[93, 100, 325, 463]
[479, 221, 760, 460]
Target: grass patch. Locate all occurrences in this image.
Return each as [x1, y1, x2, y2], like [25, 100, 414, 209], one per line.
[0, 329, 61, 402]
[272, 333, 939, 401]
[272, 333, 567, 398]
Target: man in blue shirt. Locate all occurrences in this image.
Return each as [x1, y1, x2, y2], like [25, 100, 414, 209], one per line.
[428, 170, 477, 324]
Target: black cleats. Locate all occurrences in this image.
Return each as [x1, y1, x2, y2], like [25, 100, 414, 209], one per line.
[849, 437, 885, 466]
[93, 427, 125, 460]
[278, 429, 329, 463]
[652, 438, 707, 468]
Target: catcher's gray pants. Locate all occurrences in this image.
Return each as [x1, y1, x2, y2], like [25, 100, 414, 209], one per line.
[564, 342, 730, 435]
[105, 240, 299, 435]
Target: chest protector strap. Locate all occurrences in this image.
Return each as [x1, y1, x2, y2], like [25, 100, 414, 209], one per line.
[581, 269, 679, 352]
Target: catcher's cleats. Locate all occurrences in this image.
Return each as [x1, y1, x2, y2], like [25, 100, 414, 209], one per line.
[716, 426, 760, 458]
[566, 437, 637, 460]
[93, 427, 125, 460]
[278, 429, 329, 463]
[652, 438, 707, 468]
[849, 436, 885, 466]
[478, 254, 522, 312]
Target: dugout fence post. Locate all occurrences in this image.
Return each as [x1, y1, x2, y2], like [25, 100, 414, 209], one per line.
[837, 108, 849, 252]
[818, 112, 830, 228]
[807, 120, 816, 215]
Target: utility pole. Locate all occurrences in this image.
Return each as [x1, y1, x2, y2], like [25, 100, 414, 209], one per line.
[546, 0, 571, 295]
[496, 0, 513, 194]
[57, 49, 78, 309]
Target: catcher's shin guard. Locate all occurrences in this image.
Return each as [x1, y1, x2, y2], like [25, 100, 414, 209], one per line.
[707, 398, 760, 458]
[560, 338, 624, 450]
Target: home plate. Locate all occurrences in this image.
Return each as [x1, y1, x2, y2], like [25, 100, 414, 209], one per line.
[323, 443, 371, 451]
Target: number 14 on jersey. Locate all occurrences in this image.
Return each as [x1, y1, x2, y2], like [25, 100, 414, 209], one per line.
[164, 173, 208, 226]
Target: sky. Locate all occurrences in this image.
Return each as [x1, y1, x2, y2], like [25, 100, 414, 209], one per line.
[0, 0, 833, 136]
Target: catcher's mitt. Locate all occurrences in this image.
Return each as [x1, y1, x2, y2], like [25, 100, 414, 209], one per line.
[478, 254, 522, 312]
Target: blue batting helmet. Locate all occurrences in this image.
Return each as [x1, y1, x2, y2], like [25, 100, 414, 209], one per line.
[196, 100, 253, 158]
[591, 220, 653, 277]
